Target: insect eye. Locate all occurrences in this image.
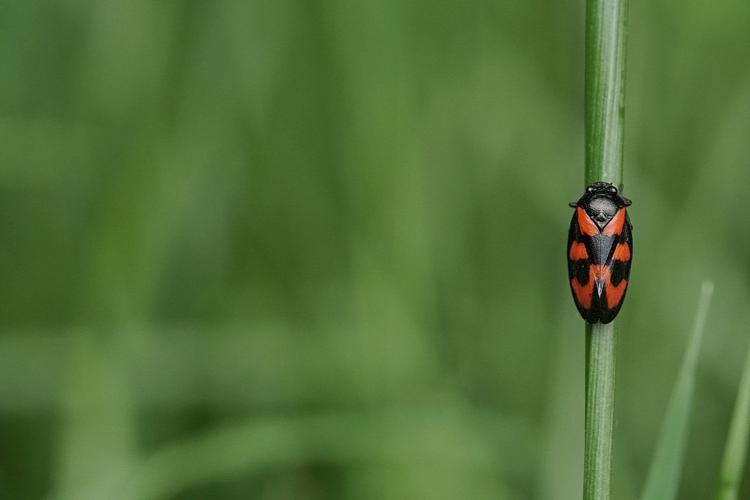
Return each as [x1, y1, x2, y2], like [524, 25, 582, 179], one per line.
[587, 186, 594, 193]
[609, 186, 617, 193]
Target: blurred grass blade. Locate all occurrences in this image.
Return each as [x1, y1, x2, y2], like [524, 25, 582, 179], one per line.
[715, 345, 750, 500]
[640, 281, 714, 500]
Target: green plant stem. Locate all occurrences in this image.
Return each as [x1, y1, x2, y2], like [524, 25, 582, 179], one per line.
[583, 0, 628, 497]
[584, 324, 616, 500]
[585, 0, 628, 190]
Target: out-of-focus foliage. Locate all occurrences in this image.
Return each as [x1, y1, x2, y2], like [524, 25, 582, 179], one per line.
[0, 1, 749, 499]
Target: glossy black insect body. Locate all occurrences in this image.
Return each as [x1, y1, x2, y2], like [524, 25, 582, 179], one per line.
[567, 182, 633, 324]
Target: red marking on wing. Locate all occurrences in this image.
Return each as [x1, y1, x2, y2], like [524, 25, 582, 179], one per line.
[591, 264, 607, 280]
[577, 207, 599, 236]
[571, 275, 594, 309]
[606, 278, 628, 309]
[602, 208, 626, 236]
[569, 241, 589, 260]
[612, 242, 631, 261]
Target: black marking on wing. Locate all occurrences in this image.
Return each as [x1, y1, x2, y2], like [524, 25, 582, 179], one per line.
[567, 211, 589, 280]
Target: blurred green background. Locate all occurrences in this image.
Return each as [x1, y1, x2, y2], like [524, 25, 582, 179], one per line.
[1, 1, 749, 499]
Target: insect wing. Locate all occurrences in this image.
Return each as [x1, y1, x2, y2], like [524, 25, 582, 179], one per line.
[596, 209, 632, 323]
[567, 209, 598, 322]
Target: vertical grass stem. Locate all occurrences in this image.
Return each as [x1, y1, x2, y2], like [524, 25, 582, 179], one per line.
[583, 0, 628, 498]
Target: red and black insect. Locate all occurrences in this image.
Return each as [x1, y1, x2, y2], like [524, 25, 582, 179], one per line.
[567, 182, 633, 324]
